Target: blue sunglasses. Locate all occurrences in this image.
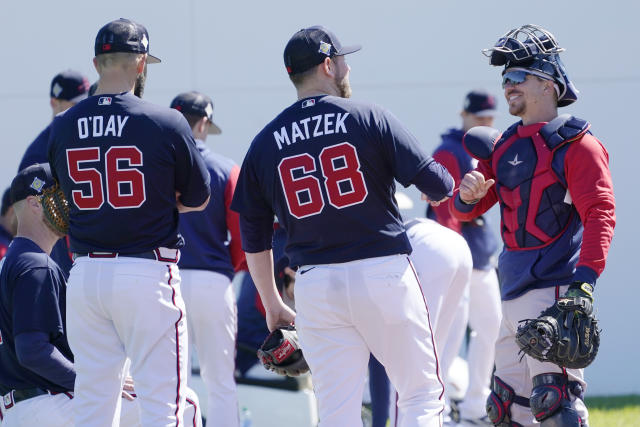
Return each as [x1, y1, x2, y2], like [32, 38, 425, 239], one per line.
[501, 70, 530, 88]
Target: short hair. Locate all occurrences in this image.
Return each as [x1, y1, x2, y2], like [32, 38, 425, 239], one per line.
[95, 52, 144, 72]
[288, 66, 319, 88]
[0, 187, 10, 216]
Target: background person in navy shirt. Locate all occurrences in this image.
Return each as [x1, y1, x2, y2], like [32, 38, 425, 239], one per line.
[231, 26, 453, 426]
[427, 90, 502, 425]
[18, 70, 90, 278]
[171, 91, 246, 427]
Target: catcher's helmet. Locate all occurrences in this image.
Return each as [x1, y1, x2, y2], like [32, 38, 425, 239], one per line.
[483, 24, 578, 107]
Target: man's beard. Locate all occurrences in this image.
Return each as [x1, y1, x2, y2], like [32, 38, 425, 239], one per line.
[134, 65, 148, 98]
[335, 74, 352, 99]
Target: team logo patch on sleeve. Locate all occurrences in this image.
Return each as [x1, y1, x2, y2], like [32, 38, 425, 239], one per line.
[98, 97, 112, 106]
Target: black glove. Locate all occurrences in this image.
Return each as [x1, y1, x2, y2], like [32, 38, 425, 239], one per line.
[256, 326, 310, 377]
[515, 282, 600, 369]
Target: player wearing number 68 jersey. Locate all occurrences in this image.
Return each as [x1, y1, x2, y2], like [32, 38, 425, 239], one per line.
[231, 26, 454, 426]
[47, 18, 210, 427]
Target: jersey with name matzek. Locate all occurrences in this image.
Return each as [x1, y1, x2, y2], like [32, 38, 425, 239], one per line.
[232, 95, 438, 267]
[48, 92, 210, 254]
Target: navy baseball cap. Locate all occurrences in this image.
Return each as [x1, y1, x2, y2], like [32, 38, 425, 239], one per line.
[463, 90, 498, 117]
[171, 91, 222, 134]
[284, 26, 361, 75]
[10, 164, 55, 204]
[95, 18, 161, 64]
[50, 70, 90, 102]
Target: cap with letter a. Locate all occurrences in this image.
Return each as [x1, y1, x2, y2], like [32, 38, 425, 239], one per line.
[95, 18, 161, 64]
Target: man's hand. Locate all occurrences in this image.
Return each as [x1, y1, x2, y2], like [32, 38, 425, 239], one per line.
[421, 194, 450, 207]
[459, 171, 495, 203]
[265, 300, 296, 332]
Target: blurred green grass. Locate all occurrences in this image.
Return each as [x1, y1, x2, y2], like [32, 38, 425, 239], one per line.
[586, 395, 640, 427]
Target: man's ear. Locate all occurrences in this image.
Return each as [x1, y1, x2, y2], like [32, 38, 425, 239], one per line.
[321, 57, 334, 78]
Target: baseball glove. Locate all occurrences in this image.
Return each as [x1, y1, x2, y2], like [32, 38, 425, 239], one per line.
[257, 326, 309, 377]
[41, 182, 70, 236]
[515, 283, 600, 369]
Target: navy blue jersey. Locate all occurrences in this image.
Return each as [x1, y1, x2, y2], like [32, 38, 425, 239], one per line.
[178, 140, 245, 279]
[19, 124, 50, 172]
[19, 124, 74, 277]
[231, 95, 452, 267]
[48, 92, 211, 253]
[0, 238, 72, 391]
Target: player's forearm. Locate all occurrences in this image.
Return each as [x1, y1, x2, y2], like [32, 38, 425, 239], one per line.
[245, 250, 284, 309]
[449, 189, 496, 221]
[15, 332, 75, 391]
[411, 159, 454, 201]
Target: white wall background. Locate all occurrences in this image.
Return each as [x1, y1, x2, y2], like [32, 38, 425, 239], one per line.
[1, 0, 637, 395]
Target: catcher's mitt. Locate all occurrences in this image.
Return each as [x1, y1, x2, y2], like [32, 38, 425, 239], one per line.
[257, 326, 309, 377]
[41, 181, 70, 237]
[515, 286, 600, 369]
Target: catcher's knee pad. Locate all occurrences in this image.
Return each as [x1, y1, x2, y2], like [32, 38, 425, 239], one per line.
[485, 376, 527, 426]
[530, 373, 582, 426]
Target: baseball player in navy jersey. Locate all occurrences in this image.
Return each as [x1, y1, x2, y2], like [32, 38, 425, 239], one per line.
[450, 25, 615, 427]
[0, 188, 17, 260]
[0, 165, 203, 427]
[427, 90, 502, 426]
[47, 18, 211, 426]
[231, 26, 454, 426]
[170, 91, 246, 426]
[18, 70, 90, 278]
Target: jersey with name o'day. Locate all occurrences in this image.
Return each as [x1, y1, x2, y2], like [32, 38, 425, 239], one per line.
[231, 95, 453, 267]
[0, 238, 72, 392]
[47, 92, 211, 254]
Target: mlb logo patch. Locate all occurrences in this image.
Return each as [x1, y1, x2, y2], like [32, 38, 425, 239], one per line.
[98, 97, 112, 106]
[30, 177, 45, 193]
[318, 41, 332, 56]
[302, 99, 316, 108]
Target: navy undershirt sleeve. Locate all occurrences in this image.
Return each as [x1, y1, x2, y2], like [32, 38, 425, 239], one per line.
[15, 332, 75, 391]
[239, 214, 275, 253]
[410, 158, 455, 201]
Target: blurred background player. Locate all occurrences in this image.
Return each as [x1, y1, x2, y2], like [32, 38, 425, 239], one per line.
[368, 193, 473, 427]
[47, 18, 210, 426]
[231, 25, 453, 426]
[452, 24, 615, 426]
[236, 225, 294, 378]
[427, 90, 502, 426]
[18, 70, 90, 277]
[0, 164, 202, 427]
[0, 188, 17, 260]
[171, 91, 246, 426]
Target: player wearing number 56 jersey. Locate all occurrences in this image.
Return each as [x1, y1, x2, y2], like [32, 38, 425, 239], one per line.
[47, 19, 210, 427]
[231, 26, 454, 426]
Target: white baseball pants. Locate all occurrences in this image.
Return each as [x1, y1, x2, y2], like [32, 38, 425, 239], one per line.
[457, 268, 502, 419]
[494, 285, 588, 427]
[66, 257, 188, 427]
[294, 254, 444, 427]
[180, 269, 239, 427]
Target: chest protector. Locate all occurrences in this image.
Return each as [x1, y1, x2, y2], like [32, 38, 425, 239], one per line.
[470, 115, 590, 250]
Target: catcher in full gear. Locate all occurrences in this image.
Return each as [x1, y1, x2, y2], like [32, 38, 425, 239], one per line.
[450, 25, 615, 427]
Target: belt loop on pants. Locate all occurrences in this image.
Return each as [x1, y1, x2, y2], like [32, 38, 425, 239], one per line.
[73, 248, 180, 263]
